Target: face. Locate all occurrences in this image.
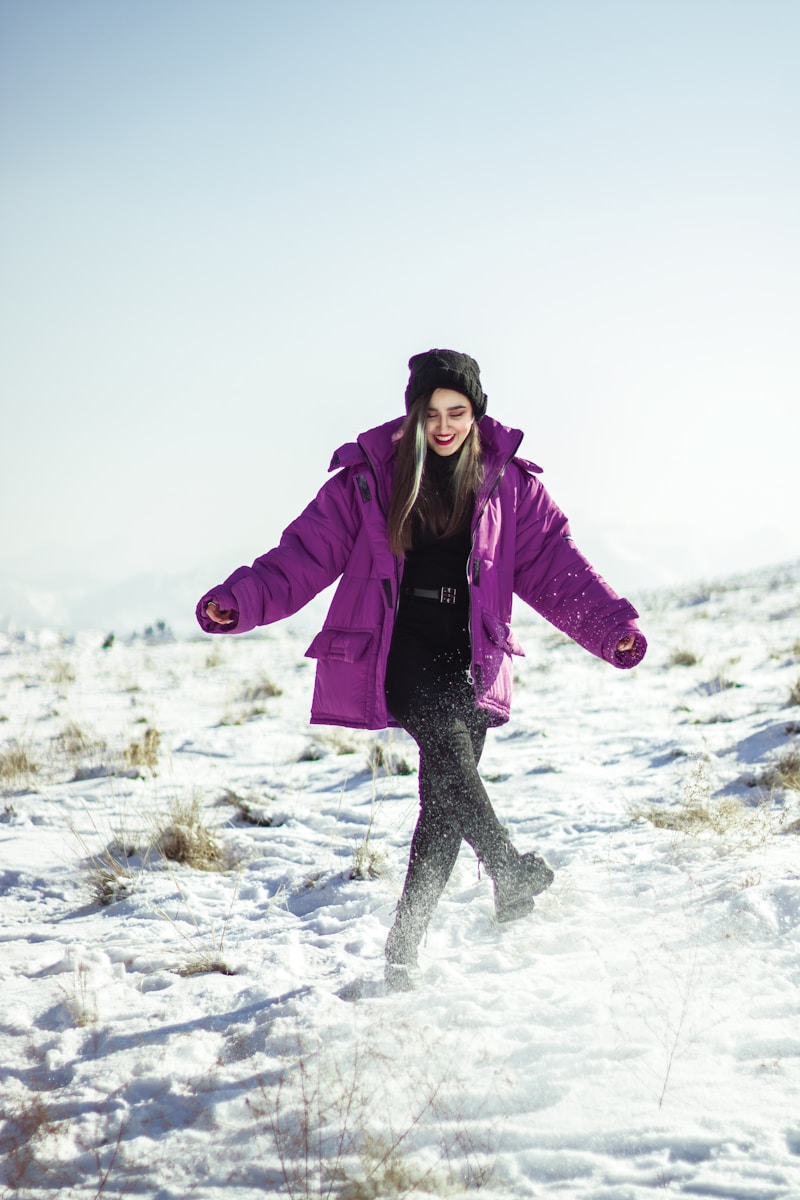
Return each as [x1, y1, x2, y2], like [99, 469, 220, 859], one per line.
[424, 389, 474, 456]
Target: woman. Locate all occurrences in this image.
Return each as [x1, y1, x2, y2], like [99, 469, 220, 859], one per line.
[197, 348, 647, 990]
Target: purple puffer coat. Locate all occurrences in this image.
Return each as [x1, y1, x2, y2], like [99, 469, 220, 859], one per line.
[196, 415, 646, 729]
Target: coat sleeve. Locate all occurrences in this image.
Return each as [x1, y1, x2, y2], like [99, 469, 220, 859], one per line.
[511, 468, 647, 669]
[196, 469, 362, 635]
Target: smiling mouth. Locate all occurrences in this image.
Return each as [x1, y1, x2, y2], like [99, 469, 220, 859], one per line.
[434, 434, 455, 444]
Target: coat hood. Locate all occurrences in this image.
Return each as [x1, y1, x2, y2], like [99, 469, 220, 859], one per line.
[329, 415, 540, 481]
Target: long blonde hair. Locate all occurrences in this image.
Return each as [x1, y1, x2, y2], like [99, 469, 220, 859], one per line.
[386, 393, 483, 555]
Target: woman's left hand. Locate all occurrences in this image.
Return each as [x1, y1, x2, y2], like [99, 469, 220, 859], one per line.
[616, 635, 637, 653]
[206, 601, 236, 625]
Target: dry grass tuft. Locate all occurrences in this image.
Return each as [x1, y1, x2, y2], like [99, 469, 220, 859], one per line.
[49, 657, 76, 684]
[339, 1132, 452, 1199]
[630, 792, 792, 849]
[205, 643, 223, 668]
[70, 816, 143, 906]
[0, 740, 39, 793]
[0, 1092, 58, 1188]
[632, 796, 746, 836]
[155, 795, 228, 870]
[54, 721, 107, 773]
[367, 741, 414, 776]
[55, 720, 103, 758]
[788, 677, 800, 707]
[175, 955, 235, 977]
[758, 747, 800, 792]
[86, 854, 136, 906]
[246, 1022, 498, 1200]
[218, 789, 275, 827]
[61, 961, 99, 1027]
[123, 727, 161, 772]
[350, 834, 386, 880]
[668, 649, 700, 667]
[630, 758, 787, 847]
[220, 672, 285, 723]
[298, 742, 325, 762]
[241, 674, 283, 702]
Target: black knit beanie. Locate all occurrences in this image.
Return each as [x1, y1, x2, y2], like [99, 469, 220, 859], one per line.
[404, 348, 487, 420]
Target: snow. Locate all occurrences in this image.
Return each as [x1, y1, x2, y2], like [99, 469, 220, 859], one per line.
[2, 562, 800, 1198]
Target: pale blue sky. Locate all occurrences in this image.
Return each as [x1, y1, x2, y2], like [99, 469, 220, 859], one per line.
[2, 0, 798, 605]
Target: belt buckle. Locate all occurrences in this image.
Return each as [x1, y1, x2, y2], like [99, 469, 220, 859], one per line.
[440, 586, 457, 605]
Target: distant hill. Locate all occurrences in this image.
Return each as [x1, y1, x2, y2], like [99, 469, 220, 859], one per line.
[0, 570, 212, 638]
[2, 553, 797, 640]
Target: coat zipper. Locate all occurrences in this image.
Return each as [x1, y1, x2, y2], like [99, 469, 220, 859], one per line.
[467, 430, 524, 691]
[356, 436, 404, 614]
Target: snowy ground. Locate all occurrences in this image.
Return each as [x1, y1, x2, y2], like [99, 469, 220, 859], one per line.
[2, 563, 800, 1199]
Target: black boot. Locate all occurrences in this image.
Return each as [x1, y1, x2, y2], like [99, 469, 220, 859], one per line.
[384, 814, 461, 991]
[384, 911, 424, 992]
[493, 851, 554, 923]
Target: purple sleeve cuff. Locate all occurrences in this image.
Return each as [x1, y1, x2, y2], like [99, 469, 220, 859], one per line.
[195, 587, 240, 634]
[602, 624, 647, 669]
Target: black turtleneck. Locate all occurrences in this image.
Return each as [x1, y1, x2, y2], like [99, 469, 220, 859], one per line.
[402, 449, 473, 596]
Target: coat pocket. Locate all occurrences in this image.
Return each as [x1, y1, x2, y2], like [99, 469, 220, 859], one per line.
[305, 627, 374, 664]
[481, 611, 525, 657]
[305, 627, 378, 728]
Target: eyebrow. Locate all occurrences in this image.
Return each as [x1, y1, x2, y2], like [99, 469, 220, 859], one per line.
[427, 404, 468, 414]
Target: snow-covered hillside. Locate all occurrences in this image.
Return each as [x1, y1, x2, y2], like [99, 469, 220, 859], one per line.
[2, 563, 800, 1198]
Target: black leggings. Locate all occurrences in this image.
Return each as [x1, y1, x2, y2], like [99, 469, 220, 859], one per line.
[384, 599, 513, 953]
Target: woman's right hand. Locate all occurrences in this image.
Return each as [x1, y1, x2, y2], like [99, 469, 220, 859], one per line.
[206, 601, 236, 625]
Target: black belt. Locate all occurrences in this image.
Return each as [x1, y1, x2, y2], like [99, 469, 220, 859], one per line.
[402, 586, 460, 605]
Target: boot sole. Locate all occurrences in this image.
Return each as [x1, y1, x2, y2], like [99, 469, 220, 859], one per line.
[385, 962, 421, 992]
[494, 855, 554, 923]
[522, 854, 555, 894]
[495, 895, 537, 923]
